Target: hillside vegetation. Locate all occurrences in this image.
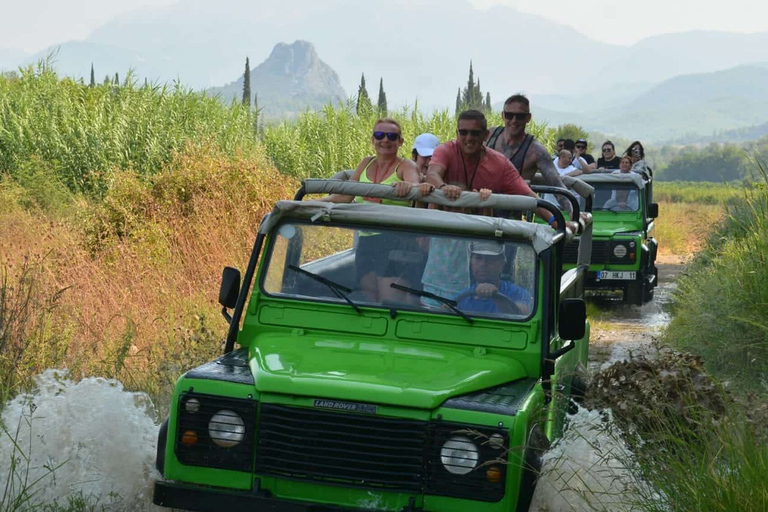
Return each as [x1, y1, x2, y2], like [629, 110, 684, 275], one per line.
[0, 67, 554, 403]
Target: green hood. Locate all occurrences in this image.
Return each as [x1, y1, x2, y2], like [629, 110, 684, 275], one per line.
[590, 217, 642, 237]
[250, 334, 527, 409]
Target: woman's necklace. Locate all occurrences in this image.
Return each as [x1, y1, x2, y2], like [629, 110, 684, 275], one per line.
[373, 157, 399, 183]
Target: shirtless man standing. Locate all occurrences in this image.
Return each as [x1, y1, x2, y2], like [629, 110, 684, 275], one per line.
[486, 94, 572, 213]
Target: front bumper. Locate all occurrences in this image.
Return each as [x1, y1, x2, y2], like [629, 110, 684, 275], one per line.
[153, 480, 415, 512]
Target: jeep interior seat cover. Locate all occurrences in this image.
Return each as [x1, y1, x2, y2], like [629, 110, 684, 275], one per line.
[259, 201, 555, 254]
[576, 173, 646, 189]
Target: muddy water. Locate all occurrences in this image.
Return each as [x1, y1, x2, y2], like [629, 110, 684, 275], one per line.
[589, 261, 686, 370]
[529, 259, 686, 512]
[0, 262, 686, 512]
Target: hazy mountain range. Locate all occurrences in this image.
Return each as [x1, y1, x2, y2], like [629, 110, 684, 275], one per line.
[3, 0, 768, 142]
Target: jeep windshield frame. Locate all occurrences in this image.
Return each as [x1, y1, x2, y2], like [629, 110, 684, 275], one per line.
[258, 219, 540, 322]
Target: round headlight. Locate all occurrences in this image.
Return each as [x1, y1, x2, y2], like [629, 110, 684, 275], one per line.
[440, 436, 479, 475]
[613, 244, 628, 258]
[208, 410, 245, 448]
[185, 398, 201, 414]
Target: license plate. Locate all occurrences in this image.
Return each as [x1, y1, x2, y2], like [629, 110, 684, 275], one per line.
[598, 271, 636, 280]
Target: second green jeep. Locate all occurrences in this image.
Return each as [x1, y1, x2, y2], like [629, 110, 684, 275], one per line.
[562, 172, 658, 305]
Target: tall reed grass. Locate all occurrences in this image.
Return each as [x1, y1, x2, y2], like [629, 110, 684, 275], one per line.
[261, 103, 553, 179]
[663, 167, 768, 392]
[0, 63, 258, 196]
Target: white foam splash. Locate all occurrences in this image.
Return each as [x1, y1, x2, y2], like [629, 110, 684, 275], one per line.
[529, 407, 650, 512]
[0, 370, 162, 511]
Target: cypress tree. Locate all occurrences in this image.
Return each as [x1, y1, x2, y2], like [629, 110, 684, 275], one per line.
[356, 73, 372, 114]
[89, 64, 95, 87]
[458, 62, 488, 112]
[377, 78, 387, 115]
[242, 57, 251, 108]
[485, 92, 492, 111]
[114, 72, 119, 85]
[455, 88, 461, 115]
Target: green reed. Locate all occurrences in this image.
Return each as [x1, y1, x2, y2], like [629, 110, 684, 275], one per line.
[261, 103, 552, 179]
[0, 63, 259, 196]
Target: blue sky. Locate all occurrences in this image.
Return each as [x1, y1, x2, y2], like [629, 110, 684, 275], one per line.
[1, 0, 767, 52]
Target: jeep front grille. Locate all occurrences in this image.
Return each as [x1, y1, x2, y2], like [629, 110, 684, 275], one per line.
[564, 239, 609, 265]
[256, 403, 508, 501]
[257, 403, 427, 492]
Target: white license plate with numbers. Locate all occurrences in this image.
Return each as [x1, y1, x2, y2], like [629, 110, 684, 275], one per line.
[598, 271, 636, 280]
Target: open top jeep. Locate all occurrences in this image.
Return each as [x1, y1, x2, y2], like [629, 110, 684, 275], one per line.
[561, 172, 658, 305]
[153, 179, 593, 512]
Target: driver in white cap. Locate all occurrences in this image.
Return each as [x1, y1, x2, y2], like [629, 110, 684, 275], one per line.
[411, 133, 440, 181]
[455, 240, 532, 315]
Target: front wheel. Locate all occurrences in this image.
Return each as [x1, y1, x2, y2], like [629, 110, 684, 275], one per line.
[516, 424, 550, 512]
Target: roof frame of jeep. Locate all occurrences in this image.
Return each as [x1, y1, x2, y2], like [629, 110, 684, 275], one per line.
[223, 177, 594, 353]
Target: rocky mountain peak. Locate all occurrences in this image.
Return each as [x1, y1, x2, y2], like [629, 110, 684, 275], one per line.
[265, 40, 318, 75]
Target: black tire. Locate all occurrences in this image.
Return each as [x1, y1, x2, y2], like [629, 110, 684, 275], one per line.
[156, 418, 169, 476]
[516, 424, 550, 512]
[624, 282, 643, 305]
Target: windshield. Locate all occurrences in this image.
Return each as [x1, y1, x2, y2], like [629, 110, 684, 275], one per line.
[261, 222, 537, 320]
[582, 182, 641, 212]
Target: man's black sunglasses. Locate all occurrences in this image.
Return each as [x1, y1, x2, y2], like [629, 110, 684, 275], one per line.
[602, 147, 614, 153]
[575, 144, 587, 150]
[373, 131, 400, 141]
[503, 111, 530, 121]
[458, 128, 484, 137]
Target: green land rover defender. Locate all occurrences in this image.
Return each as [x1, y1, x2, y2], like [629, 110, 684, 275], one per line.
[561, 172, 658, 305]
[152, 178, 593, 512]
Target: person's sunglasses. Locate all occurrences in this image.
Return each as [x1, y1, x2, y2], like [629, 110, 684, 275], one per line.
[458, 128, 483, 137]
[575, 145, 586, 150]
[372, 131, 400, 141]
[602, 148, 614, 153]
[503, 111, 530, 121]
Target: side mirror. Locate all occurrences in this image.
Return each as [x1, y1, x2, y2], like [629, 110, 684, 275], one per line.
[647, 202, 659, 219]
[558, 298, 586, 341]
[219, 267, 241, 309]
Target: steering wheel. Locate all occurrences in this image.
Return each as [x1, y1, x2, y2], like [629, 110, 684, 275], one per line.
[453, 288, 523, 316]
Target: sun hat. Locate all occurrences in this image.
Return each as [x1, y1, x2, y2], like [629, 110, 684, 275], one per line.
[413, 133, 440, 157]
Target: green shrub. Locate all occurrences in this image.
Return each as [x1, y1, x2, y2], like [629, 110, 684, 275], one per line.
[663, 168, 768, 392]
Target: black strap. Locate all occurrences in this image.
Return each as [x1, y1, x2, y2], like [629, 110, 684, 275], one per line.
[486, 126, 504, 150]
[509, 134, 534, 171]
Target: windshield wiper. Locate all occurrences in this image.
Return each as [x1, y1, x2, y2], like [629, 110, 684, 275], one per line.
[288, 265, 361, 314]
[389, 283, 473, 324]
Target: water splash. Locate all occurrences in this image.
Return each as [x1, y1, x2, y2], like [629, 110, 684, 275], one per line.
[529, 407, 651, 512]
[0, 370, 162, 511]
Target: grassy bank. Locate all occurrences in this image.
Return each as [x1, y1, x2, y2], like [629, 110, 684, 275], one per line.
[0, 144, 297, 407]
[661, 171, 768, 392]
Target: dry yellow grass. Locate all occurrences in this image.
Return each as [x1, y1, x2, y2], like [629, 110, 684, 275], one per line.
[654, 201, 723, 256]
[1, 144, 297, 401]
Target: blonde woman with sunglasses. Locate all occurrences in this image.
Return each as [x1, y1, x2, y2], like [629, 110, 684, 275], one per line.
[322, 118, 433, 302]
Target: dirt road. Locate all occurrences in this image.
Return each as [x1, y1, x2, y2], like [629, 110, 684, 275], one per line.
[589, 255, 687, 370]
